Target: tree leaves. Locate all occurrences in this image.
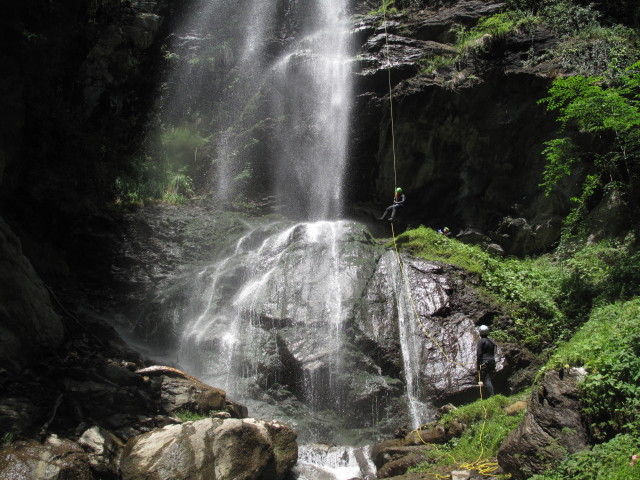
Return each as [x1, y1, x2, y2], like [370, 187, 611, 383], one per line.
[538, 61, 640, 233]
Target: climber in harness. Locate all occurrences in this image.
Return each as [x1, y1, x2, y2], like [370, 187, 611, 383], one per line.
[378, 187, 406, 221]
[476, 324, 496, 398]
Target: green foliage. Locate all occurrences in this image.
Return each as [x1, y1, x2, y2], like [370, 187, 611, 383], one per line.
[115, 159, 193, 206]
[561, 174, 600, 239]
[162, 170, 195, 204]
[540, 138, 579, 195]
[369, 0, 399, 16]
[392, 226, 489, 274]
[114, 124, 210, 205]
[542, 0, 601, 37]
[439, 393, 524, 426]
[530, 434, 640, 480]
[546, 299, 640, 440]
[174, 409, 214, 422]
[395, 227, 640, 351]
[553, 25, 640, 76]
[420, 55, 456, 75]
[22, 29, 46, 42]
[1, 432, 14, 447]
[539, 61, 640, 235]
[161, 126, 210, 174]
[393, 227, 569, 349]
[395, 223, 640, 474]
[452, 10, 539, 56]
[411, 394, 527, 475]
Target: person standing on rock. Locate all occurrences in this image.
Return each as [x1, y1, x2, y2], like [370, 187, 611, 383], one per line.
[378, 187, 406, 221]
[476, 324, 496, 397]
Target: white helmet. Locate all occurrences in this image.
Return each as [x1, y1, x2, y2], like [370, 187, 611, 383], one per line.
[478, 325, 489, 334]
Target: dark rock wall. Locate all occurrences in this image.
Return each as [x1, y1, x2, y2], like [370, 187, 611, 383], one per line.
[0, 218, 65, 371]
[0, 0, 191, 370]
[348, 2, 577, 254]
[353, 75, 562, 228]
[0, 0, 189, 288]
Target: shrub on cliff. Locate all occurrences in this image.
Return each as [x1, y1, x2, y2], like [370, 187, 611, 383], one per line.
[540, 61, 640, 238]
[545, 299, 640, 440]
[529, 434, 640, 480]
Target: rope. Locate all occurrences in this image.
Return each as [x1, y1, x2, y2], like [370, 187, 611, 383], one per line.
[380, 2, 497, 477]
[382, 1, 398, 187]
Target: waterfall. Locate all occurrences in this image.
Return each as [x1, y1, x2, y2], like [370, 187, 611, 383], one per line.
[132, 2, 474, 477]
[293, 444, 376, 480]
[176, 221, 355, 405]
[153, 0, 358, 430]
[388, 255, 429, 429]
[162, 0, 352, 218]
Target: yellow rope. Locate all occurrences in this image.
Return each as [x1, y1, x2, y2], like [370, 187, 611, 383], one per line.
[380, 3, 497, 477]
[382, 1, 398, 187]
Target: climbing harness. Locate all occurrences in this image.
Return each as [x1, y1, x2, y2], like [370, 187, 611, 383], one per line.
[380, 3, 498, 477]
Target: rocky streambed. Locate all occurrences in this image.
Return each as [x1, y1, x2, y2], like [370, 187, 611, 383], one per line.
[0, 324, 296, 480]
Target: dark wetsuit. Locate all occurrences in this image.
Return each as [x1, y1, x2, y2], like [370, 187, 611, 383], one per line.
[379, 193, 406, 220]
[476, 336, 496, 397]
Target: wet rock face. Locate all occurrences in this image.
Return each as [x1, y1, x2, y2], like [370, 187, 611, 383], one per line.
[355, 253, 481, 402]
[116, 208, 509, 441]
[121, 418, 298, 480]
[498, 367, 590, 479]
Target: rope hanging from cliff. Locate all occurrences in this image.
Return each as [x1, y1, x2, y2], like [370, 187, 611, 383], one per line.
[381, 3, 472, 371]
[381, 4, 497, 477]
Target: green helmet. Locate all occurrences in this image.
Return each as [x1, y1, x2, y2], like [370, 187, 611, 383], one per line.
[395, 187, 402, 193]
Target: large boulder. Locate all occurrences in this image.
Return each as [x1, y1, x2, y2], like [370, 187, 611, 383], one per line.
[118, 214, 510, 441]
[497, 367, 590, 479]
[77, 425, 124, 476]
[121, 417, 297, 480]
[355, 252, 504, 412]
[134, 366, 248, 418]
[159, 375, 226, 414]
[0, 435, 94, 480]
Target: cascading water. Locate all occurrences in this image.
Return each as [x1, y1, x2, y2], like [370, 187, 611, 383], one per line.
[161, 0, 352, 218]
[176, 221, 355, 409]
[156, 0, 357, 422]
[132, 0, 476, 478]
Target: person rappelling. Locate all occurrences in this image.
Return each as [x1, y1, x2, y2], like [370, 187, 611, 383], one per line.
[378, 187, 406, 221]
